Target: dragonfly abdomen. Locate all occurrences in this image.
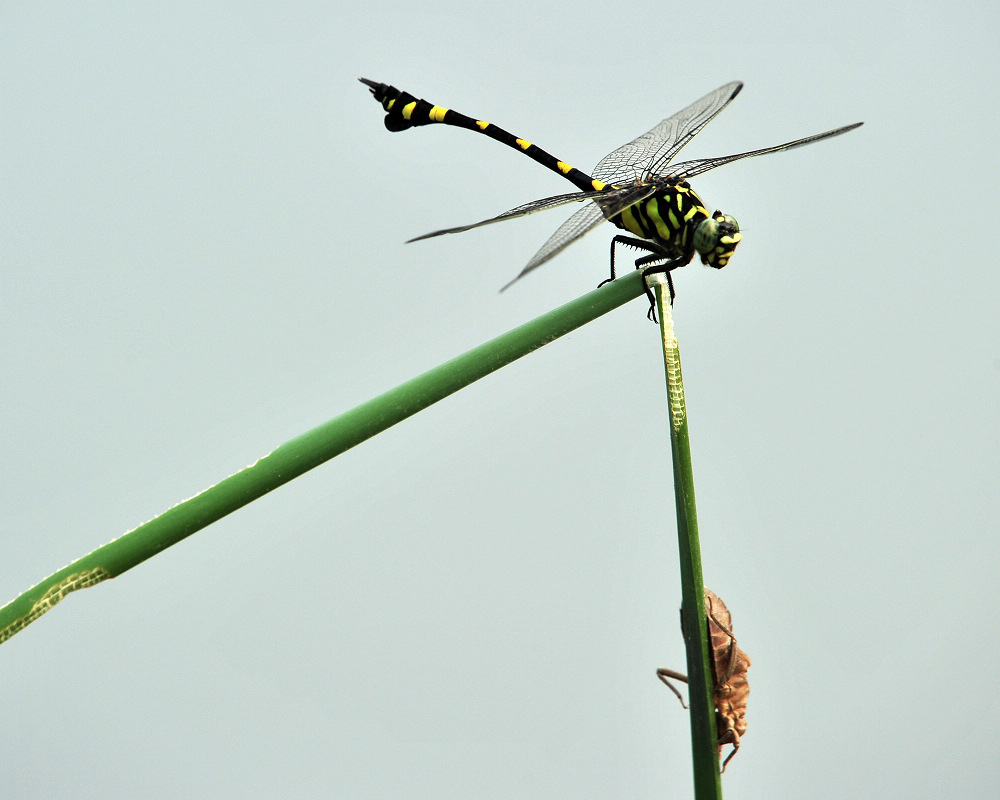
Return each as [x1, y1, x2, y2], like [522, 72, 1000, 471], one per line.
[360, 78, 606, 196]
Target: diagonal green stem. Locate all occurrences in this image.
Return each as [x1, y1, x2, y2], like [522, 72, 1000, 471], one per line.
[0, 272, 646, 645]
[653, 278, 722, 799]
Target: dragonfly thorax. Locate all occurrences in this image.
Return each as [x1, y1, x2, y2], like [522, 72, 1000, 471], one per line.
[694, 211, 741, 269]
[613, 182, 741, 271]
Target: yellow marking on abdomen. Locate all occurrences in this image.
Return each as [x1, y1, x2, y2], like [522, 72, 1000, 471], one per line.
[428, 105, 449, 123]
[556, 161, 574, 175]
[476, 120, 490, 130]
[515, 138, 532, 150]
[591, 179, 606, 191]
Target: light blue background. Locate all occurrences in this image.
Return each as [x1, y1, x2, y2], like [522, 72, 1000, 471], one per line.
[3, 2, 997, 797]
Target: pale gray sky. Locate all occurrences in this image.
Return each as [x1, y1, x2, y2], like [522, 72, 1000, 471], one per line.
[3, 2, 998, 798]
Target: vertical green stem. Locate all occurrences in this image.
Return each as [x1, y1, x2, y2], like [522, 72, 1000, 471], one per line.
[653, 278, 722, 799]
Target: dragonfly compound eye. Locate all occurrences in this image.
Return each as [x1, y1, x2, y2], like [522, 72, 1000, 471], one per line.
[695, 213, 742, 269]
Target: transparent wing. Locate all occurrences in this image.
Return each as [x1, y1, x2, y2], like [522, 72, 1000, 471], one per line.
[500, 184, 659, 291]
[406, 189, 609, 243]
[669, 122, 863, 180]
[499, 203, 608, 292]
[591, 81, 743, 185]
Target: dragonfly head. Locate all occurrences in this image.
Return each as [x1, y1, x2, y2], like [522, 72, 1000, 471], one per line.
[694, 211, 742, 269]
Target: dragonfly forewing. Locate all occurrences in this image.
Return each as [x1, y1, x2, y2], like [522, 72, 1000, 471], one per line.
[591, 81, 743, 185]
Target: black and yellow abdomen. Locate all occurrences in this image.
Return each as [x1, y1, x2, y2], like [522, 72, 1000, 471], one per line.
[362, 79, 607, 196]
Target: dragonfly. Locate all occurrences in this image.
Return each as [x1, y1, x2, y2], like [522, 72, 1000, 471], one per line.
[361, 78, 861, 318]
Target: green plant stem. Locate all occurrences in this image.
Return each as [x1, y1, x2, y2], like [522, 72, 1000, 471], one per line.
[653, 279, 722, 799]
[0, 272, 646, 645]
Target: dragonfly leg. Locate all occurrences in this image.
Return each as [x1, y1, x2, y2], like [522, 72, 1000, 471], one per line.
[602, 236, 676, 321]
[639, 260, 683, 323]
[601, 235, 659, 287]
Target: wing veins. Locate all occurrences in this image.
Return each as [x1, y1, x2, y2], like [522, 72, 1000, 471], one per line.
[669, 122, 863, 180]
[500, 184, 660, 291]
[592, 81, 743, 185]
[406, 188, 618, 243]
